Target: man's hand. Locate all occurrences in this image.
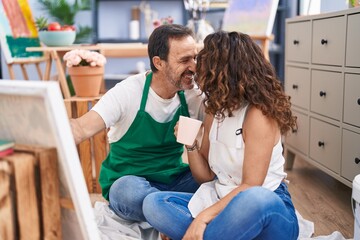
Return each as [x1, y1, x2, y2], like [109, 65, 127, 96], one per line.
[70, 118, 86, 144]
[69, 111, 106, 145]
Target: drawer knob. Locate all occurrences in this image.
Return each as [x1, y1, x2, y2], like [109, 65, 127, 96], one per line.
[318, 141, 325, 147]
[321, 39, 328, 45]
[292, 84, 298, 89]
[355, 158, 360, 164]
[293, 40, 299, 45]
[319, 91, 326, 97]
[357, 98, 360, 105]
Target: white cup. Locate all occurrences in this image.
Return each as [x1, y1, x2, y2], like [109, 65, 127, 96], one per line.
[177, 116, 202, 146]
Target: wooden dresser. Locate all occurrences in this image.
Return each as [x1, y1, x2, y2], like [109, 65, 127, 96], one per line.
[284, 7, 360, 187]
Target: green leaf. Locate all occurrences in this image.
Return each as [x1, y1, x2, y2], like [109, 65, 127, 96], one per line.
[37, 0, 92, 41]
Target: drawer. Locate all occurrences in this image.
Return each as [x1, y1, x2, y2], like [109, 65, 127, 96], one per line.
[285, 66, 310, 110]
[286, 21, 311, 63]
[310, 118, 341, 174]
[346, 13, 360, 68]
[341, 129, 360, 182]
[285, 111, 309, 155]
[312, 16, 346, 66]
[344, 74, 360, 127]
[311, 70, 343, 120]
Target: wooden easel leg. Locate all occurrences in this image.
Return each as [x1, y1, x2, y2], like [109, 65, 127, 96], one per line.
[7, 64, 16, 80]
[35, 63, 43, 80]
[262, 39, 270, 61]
[43, 58, 52, 81]
[20, 64, 29, 80]
[50, 50, 71, 99]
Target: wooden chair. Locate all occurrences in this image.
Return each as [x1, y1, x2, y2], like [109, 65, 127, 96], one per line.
[0, 0, 51, 80]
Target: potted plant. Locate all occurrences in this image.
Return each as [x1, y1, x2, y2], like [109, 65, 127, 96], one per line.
[37, 0, 92, 43]
[63, 49, 107, 97]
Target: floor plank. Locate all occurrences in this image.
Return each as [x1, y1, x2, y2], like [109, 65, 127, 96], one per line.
[287, 156, 354, 238]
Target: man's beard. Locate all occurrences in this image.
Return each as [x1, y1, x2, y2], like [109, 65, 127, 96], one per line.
[169, 72, 195, 90]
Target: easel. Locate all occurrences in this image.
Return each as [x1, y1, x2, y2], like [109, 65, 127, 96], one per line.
[251, 35, 274, 61]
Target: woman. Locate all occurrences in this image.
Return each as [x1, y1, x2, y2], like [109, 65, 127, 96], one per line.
[143, 31, 299, 240]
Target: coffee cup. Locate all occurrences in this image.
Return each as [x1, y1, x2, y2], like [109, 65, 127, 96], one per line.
[176, 116, 202, 146]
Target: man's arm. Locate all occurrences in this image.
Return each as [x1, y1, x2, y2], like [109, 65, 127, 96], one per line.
[70, 110, 106, 144]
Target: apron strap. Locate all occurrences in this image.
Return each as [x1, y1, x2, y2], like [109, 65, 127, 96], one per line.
[178, 90, 190, 117]
[140, 72, 152, 111]
[140, 72, 190, 117]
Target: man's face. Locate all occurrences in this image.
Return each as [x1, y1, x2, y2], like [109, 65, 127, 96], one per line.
[163, 36, 197, 90]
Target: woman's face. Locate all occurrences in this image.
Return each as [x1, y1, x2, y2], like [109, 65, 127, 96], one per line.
[194, 48, 208, 88]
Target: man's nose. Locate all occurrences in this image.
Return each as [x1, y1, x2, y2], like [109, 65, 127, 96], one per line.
[189, 58, 196, 72]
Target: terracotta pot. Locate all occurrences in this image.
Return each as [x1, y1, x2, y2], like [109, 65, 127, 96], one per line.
[68, 66, 104, 97]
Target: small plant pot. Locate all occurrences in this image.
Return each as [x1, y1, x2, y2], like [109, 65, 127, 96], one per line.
[68, 66, 104, 97]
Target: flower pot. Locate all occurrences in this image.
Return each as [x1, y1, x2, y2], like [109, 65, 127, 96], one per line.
[68, 66, 104, 97]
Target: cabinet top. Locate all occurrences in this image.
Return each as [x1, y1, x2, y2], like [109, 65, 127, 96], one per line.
[286, 6, 360, 23]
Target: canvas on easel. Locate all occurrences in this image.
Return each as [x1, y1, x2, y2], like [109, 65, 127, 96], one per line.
[222, 0, 279, 36]
[0, 80, 100, 240]
[222, 0, 279, 60]
[0, 0, 50, 80]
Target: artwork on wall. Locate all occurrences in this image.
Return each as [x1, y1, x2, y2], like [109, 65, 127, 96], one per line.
[222, 0, 279, 37]
[0, 80, 101, 240]
[0, 0, 42, 62]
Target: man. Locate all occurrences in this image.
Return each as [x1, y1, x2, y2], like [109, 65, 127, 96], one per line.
[70, 24, 204, 222]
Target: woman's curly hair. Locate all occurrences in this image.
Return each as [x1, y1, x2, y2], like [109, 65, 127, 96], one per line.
[196, 31, 296, 135]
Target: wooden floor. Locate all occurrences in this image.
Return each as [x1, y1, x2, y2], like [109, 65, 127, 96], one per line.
[287, 156, 354, 239]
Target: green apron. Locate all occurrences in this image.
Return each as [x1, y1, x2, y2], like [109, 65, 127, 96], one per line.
[99, 72, 190, 200]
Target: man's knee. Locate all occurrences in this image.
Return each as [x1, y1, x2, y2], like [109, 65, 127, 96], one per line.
[109, 175, 160, 204]
[110, 176, 146, 201]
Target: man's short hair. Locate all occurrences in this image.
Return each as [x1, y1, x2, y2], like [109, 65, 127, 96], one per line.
[148, 24, 194, 72]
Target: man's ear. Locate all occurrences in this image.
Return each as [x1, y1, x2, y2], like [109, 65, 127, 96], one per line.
[153, 56, 163, 70]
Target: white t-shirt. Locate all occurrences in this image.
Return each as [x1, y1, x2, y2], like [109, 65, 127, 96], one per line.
[92, 72, 205, 143]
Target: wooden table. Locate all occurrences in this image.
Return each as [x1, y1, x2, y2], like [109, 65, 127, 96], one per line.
[26, 43, 148, 99]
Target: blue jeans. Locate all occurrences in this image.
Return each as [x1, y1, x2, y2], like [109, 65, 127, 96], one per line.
[108, 169, 199, 222]
[143, 182, 299, 240]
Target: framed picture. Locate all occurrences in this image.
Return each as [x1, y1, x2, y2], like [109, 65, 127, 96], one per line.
[222, 0, 279, 36]
[0, 80, 100, 240]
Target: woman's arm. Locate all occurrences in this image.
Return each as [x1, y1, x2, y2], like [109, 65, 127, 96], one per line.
[186, 114, 215, 184]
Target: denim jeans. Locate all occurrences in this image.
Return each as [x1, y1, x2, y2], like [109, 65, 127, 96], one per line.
[143, 182, 299, 240]
[108, 169, 199, 222]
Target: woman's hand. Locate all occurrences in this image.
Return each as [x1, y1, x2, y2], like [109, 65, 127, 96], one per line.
[182, 217, 208, 240]
[183, 212, 214, 240]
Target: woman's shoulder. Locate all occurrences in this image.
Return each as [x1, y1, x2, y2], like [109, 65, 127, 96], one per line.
[243, 105, 280, 141]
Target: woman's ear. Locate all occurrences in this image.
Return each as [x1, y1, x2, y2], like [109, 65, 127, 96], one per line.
[152, 56, 163, 70]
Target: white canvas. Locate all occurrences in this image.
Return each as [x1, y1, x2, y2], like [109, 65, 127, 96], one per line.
[0, 80, 100, 240]
[222, 0, 279, 36]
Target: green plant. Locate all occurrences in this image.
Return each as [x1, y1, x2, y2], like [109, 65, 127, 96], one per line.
[37, 0, 92, 42]
[35, 16, 48, 30]
[350, 0, 360, 7]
